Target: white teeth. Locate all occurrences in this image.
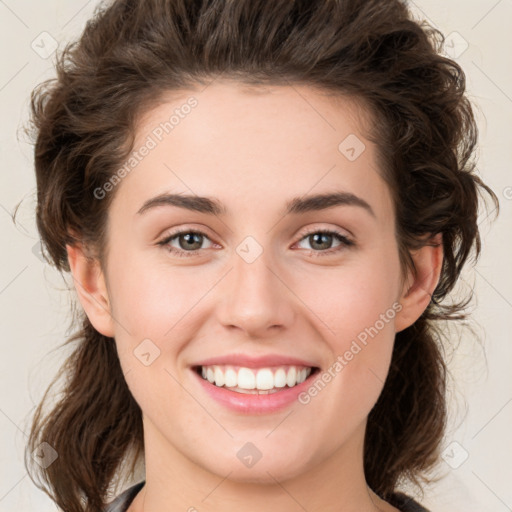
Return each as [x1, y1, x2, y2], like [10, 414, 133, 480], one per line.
[286, 367, 297, 387]
[237, 367, 256, 389]
[198, 364, 313, 392]
[296, 368, 305, 384]
[214, 366, 224, 387]
[274, 368, 287, 388]
[255, 368, 274, 390]
[224, 367, 237, 387]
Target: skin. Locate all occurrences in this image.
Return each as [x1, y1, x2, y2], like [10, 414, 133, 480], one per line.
[67, 80, 443, 512]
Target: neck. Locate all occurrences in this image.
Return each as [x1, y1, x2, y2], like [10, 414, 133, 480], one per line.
[130, 417, 393, 512]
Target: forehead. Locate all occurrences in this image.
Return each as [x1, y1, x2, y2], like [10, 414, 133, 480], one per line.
[110, 80, 394, 225]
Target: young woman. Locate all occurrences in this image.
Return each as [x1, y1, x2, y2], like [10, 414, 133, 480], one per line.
[25, 1, 499, 511]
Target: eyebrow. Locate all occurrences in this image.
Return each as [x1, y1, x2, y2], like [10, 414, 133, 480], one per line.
[136, 191, 375, 218]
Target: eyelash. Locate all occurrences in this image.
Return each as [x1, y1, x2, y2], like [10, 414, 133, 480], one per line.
[157, 227, 355, 258]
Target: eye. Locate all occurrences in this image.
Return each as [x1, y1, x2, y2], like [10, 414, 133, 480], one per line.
[294, 229, 354, 257]
[157, 227, 354, 258]
[158, 229, 215, 257]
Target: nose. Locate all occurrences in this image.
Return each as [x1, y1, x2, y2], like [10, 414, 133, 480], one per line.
[216, 244, 295, 339]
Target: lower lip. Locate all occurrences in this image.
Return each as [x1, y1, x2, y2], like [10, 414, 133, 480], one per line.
[191, 368, 318, 414]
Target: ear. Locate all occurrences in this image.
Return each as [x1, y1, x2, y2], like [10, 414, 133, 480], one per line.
[395, 233, 443, 333]
[66, 243, 115, 338]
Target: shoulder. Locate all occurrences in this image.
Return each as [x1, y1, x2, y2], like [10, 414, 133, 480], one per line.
[389, 491, 431, 512]
[103, 481, 145, 512]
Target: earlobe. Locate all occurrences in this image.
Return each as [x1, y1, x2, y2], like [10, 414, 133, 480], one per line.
[66, 243, 115, 338]
[395, 233, 443, 333]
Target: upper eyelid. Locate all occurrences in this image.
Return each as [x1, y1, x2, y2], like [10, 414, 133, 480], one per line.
[299, 226, 352, 240]
[159, 226, 216, 244]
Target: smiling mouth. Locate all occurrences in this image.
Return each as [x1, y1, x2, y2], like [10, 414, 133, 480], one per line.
[193, 364, 321, 394]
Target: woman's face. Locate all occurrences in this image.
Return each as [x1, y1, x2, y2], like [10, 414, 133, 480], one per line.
[96, 81, 410, 483]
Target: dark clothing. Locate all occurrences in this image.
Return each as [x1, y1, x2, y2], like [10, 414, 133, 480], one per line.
[104, 481, 431, 511]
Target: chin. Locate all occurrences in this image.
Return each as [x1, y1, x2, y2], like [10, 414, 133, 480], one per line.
[194, 445, 314, 485]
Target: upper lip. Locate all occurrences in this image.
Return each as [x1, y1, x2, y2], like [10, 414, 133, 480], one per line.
[193, 353, 320, 369]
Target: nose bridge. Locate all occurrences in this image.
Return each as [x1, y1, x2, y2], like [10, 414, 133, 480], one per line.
[217, 235, 294, 335]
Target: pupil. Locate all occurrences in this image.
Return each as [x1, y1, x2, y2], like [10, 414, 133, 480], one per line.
[311, 233, 331, 250]
[181, 233, 201, 250]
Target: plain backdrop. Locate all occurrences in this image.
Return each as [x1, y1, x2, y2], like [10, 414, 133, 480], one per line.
[1, 0, 511, 511]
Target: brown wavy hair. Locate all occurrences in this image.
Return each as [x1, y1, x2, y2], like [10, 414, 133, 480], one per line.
[24, 0, 499, 511]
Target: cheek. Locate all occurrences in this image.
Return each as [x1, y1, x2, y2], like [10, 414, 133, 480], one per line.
[297, 269, 399, 438]
[106, 247, 214, 339]
[296, 249, 401, 397]
[293, 249, 401, 344]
